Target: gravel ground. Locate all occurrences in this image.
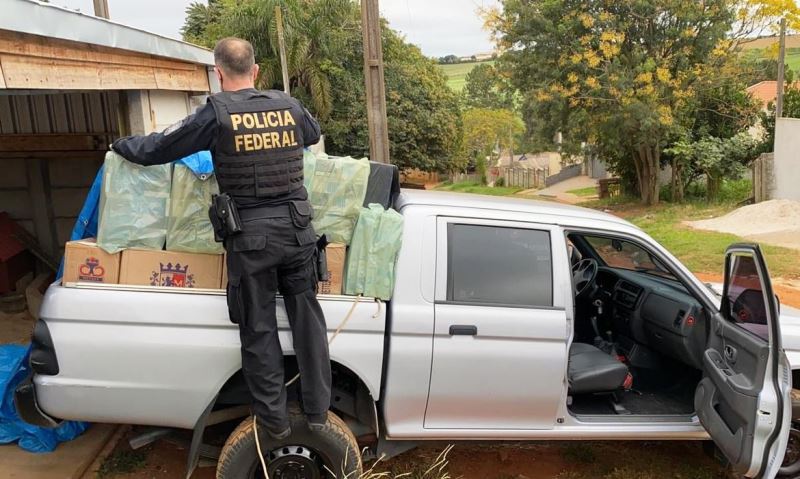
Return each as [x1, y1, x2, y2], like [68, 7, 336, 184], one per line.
[687, 199, 800, 250]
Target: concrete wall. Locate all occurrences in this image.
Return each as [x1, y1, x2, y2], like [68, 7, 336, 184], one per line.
[774, 118, 800, 201]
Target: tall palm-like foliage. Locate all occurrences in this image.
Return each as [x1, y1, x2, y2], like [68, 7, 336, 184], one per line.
[182, 0, 358, 119]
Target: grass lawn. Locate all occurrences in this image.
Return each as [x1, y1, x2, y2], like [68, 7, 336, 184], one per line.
[437, 61, 493, 91]
[585, 200, 800, 280]
[437, 181, 524, 196]
[566, 186, 598, 197]
[742, 47, 800, 73]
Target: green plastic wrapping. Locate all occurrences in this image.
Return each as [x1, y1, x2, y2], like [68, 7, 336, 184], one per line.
[306, 152, 370, 244]
[166, 164, 223, 254]
[303, 149, 317, 190]
[344, 204, 404, 300]
[97, 151, 171, 254]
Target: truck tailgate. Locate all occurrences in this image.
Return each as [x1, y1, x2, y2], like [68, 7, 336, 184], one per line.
[33, 284, 386, 429]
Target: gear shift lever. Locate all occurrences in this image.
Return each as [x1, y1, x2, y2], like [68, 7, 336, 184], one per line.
[590, 299, 603, 339]
[593, 299, 604, 315]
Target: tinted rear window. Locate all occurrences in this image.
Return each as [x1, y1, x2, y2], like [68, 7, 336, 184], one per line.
[447, 224, 553, 307]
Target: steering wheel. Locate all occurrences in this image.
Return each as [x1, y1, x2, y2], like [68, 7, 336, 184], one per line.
[572, 258, 599, 298]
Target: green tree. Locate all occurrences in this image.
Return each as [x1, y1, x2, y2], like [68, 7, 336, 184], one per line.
[182, 0, 356, 119]
[462, 63, 515, 110]
[461, 108, 524, 183]
[666, 133, 759, 201]
[324, 25, 463, 172]
[182, 0, 462, 172]
[489, 0, 740, 204]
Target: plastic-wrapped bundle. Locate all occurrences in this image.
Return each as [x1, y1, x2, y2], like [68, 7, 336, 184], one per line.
[303, 149, 316, 191]
[167, 164, 223, 254]
[307, 152, 370, 244]
[97, 151, 170, 254]
[344, 204, 404, 300]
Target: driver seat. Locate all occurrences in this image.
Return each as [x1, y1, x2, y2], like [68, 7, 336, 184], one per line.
[568, 343, 629, 394]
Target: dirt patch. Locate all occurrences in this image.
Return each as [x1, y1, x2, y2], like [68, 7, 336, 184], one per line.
[0, 311, 34, 344]
[687, 200, 800, 250]
[694, 272, 800, 309]
[374, 441, 721, 479]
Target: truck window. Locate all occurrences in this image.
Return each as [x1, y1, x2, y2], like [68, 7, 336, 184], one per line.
[446, 224, 552, 307]
[724, 254, 769, 341]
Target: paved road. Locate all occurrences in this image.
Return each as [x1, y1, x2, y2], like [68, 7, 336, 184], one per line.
[523, 175, 598, 204]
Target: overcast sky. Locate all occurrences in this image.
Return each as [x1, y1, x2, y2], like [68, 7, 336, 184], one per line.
[47, 0, 498, 58]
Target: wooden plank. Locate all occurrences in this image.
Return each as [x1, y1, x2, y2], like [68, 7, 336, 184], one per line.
[0, 54, 159, 90]
[0, 150, 106, 160]
[153, 65, 209, 92]
[0, 134, 110, 152]
[0, 30, 200, 72]
[0, 61, 6, 89]
[1, 53, 206, 92]
[25, 158, 58, 258]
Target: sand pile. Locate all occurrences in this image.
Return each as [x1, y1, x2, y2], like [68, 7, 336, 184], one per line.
[688, 199, 800, 249]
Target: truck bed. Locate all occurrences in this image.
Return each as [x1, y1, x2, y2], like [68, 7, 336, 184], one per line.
[33, 282, 386, 429]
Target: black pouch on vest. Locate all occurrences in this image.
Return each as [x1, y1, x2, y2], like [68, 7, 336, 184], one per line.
[289, 200, 313, 229]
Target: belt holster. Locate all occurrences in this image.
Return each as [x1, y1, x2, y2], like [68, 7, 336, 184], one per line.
[209, 193, 243, 242]
[316, 234, 330, 282]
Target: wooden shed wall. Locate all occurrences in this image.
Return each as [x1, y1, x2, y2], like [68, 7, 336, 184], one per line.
[0, 91, 119, 257]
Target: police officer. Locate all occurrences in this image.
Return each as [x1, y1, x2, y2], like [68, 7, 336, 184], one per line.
[112, 37, 330, 441]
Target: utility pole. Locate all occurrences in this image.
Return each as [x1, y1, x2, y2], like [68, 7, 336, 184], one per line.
[93, 0, 110, 19]
[776, 17, 787, 118]
[275, 6, 291, 95]
[361, 0, 390, 164]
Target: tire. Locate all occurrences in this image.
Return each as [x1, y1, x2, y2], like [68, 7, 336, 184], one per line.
[216, 405, 362, 479]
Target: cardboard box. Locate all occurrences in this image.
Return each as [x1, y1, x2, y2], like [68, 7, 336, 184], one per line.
[318, 243, 346, 295]
[63, 239, 121, 285]
[221, 252, 228, 290]
[119, 249, 224, 289]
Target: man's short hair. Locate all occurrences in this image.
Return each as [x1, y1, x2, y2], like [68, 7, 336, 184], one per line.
[214, 37, 256, 77]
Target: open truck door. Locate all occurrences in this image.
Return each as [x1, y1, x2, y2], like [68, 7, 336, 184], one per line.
[696, 244, 792, 478]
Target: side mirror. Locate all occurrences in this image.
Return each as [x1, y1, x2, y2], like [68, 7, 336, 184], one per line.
[611, 239, 623, 252]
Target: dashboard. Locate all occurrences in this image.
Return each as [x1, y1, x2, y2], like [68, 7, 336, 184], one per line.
[593, 267, 707, 370]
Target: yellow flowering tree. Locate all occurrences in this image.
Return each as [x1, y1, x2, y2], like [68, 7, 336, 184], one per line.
[487, 0, 786, 204]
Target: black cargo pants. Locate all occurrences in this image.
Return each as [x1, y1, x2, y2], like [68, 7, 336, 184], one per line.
[224, 200, 331, 432]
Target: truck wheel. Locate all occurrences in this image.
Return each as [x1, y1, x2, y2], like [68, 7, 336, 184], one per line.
[216, 406, 362, 479]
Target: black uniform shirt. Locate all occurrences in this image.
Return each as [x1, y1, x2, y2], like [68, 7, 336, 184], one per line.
[112, 88, 321, 208]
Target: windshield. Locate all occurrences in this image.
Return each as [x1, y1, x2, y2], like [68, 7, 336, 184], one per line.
[583, 235, 677, 280]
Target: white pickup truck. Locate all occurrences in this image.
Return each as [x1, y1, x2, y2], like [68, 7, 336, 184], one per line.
[15, 190, 800, 479]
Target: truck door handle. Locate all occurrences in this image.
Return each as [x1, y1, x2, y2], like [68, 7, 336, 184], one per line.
[724, 345, 737, 363]
[449, 325, 477, 336]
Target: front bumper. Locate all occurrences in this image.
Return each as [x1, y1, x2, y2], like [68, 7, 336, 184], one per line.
[14, 376, 60, 428]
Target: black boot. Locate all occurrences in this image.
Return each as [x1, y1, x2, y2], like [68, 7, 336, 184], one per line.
[306, 411, 328, 432]
[256, 416, 291, 442]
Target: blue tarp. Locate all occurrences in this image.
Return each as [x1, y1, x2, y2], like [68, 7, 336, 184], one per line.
[177, 150, 214, 177]
[0, 345, 89, 452]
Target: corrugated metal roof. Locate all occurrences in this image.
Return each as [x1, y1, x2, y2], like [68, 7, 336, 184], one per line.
[2, 0, 214, 66]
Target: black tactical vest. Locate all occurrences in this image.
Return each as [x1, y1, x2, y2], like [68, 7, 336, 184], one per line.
[208, 89, 306, 199]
